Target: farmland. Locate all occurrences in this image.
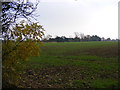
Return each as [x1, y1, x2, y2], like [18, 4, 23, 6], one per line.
[19, 41, 119, 88]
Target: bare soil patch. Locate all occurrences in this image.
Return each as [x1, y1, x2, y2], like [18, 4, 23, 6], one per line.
[19, 65, 118, 88]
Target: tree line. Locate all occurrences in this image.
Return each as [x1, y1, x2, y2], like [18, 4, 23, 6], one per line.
[43, 33, 117, 42]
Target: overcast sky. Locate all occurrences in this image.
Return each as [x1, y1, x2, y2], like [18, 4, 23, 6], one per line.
[34, 0, 119, 39]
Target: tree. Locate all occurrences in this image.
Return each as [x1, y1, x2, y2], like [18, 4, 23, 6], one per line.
[74, 32, 80, 38]
[2, 22, 44, 88]
[55, 36, 62, 42]
[2, 0, 45, 88]
[106, 38, 111, 41]
[2, 0, 39, 40]
[74, 32, 85, 41]
[79, 33, 85, 40]
[90, 35, 101, 41]
[101, 37, 105, 41]
[45, 34, 52, 40]
[3, 21, 44, 58]
[74, 32, 80, 42]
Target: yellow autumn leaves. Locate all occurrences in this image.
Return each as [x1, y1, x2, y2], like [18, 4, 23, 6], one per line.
[3, 21, 44, 87]
[11, 21, 44, 41]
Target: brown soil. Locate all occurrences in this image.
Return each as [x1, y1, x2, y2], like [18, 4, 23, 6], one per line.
[18, 65, 118, 88]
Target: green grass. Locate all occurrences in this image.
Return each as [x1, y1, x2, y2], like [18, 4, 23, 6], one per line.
[71, 79, 119, 88]
[90, 79, 119, 88]
[21, 41, 119, 88]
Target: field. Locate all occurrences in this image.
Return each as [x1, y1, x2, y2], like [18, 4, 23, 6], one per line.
[19, 41, 119, 88]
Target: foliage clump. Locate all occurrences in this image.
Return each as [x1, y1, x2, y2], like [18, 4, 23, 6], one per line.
[2, 22, 44, 88]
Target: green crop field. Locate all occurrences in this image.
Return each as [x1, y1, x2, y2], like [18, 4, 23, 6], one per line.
[19, 41, 119, 88]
